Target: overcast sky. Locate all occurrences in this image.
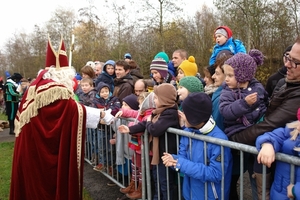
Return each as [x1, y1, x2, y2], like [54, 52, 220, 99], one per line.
[0, 0, 214, 48]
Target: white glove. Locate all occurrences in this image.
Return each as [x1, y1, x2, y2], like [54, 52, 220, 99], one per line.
[102, 109, 114, 125]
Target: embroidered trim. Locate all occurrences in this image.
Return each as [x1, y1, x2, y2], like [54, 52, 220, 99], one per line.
[15, 83, 74, 137]
[76, 103, 84, 191]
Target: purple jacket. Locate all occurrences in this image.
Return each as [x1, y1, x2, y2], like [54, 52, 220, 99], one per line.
[219, 79, 268, 137]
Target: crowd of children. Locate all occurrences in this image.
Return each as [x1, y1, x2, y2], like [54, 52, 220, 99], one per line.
[39, 26, 300, 200]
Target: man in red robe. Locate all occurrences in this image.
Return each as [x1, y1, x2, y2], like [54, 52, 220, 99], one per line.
[10, 36, 90, 200]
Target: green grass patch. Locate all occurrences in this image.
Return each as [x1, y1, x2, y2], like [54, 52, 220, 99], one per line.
[0, 112, 7, 121]
[0, 142, 14, 200]
[0, 141, 93, 200]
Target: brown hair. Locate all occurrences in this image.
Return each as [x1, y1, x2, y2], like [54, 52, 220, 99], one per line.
[215, 55, 233, 73]
[203, 68, 212, 79]
[115, 60, 130, 71]
[128, 60, 138, 69]
[80, 77, 94, 86]
[81, 65, 96, 79]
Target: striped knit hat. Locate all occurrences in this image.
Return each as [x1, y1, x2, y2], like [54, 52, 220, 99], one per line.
[150, 58, 168, 80]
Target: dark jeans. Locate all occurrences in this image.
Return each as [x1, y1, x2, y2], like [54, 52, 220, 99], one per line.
[152, 161, 176, 200]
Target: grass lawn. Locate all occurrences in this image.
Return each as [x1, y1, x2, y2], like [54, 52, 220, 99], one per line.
[0, 142, 14, 200]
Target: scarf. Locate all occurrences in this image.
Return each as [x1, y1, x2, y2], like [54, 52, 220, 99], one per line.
[150, 83, 177, 165]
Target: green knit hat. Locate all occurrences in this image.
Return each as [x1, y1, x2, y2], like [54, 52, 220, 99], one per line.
[154, 52, 169, 63]
[178, 76, 204, 93]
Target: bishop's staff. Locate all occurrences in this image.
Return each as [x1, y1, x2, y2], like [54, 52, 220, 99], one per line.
[69, 34, 75, 67]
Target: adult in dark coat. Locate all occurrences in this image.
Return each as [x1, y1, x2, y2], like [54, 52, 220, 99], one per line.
[265, 45, 292, 97]
[113, 60, 134, 102]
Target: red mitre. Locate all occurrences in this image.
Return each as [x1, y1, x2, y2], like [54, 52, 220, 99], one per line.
[45, 35, 69, 69]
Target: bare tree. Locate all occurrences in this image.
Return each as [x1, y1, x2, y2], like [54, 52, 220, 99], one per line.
[138, 0, 184, 51]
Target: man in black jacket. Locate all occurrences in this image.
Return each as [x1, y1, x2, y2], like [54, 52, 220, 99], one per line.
[265, 45, 292, 97]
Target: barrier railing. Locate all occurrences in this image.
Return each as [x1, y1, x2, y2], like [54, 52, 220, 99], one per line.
[84, 120, 300, 200]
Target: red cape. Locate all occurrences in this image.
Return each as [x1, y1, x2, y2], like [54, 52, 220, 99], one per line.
[10, 74, 86, 200]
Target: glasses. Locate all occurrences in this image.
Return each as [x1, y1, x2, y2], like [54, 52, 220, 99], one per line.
[284, 54, 300, 69]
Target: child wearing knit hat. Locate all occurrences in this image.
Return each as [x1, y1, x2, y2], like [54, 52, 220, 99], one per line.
[177, 76, 204, 101]
[107, 93, 140, 184]
[154, 52, 177, 77]
[209, 26, 246, 66]
[161, 92, 232, 200]
[150, 58, 176, 87]
[115, 92, 156, 199]
[118, 83, 180, 200]
[219, 49, 269, 200]
[220, 49, 268, 136]
[176, 56, 198, 81]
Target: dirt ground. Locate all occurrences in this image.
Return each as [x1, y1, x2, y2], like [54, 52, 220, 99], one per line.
[1, 128, 253, 200]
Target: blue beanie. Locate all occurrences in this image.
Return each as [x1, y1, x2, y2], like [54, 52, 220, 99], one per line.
[124, 53, 132, 59]
[75, 73, 82, 80]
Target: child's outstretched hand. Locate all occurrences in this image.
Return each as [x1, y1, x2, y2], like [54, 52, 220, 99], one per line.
[115, 110, 123, 118]
[118, 125, 129, 134]
[245, 92, 257, 106]
[161, 152, 177, 167]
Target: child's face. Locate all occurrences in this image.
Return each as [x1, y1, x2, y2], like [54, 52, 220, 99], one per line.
[153, 94, 160, 108]
[176, 69, 185, 81]
[122, 101, 132, 110]
[177, 86, 189, 101]
[204, 75, 213, 86]
[223, 64, 238, 89]
[99, 87, 110, 99]
[81, 82, 94, 93]
[215, 34, 227, 46]
[138, 99, 144, 113]
[212, 66, 225, 87]
[151, 70, 163, 83]
[81, 73, 90, 79]
[106, 65, 115, 76]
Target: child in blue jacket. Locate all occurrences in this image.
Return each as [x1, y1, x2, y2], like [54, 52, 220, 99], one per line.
[256, 108, 300, 200]
[162, 92, 232, 200]
[209, 26, 246, 66]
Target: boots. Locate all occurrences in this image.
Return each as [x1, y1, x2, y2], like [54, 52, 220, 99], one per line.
[126, 181, 142, 199]
[253, 172, 271, 200]
[120, 180, 136, 194]
[9, 120, 14, 135]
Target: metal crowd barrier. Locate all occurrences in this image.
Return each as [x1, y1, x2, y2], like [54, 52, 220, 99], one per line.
[84, 119, 300, 200]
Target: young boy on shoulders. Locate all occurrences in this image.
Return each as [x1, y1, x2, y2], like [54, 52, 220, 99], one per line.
[209, 26, 246, 66]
